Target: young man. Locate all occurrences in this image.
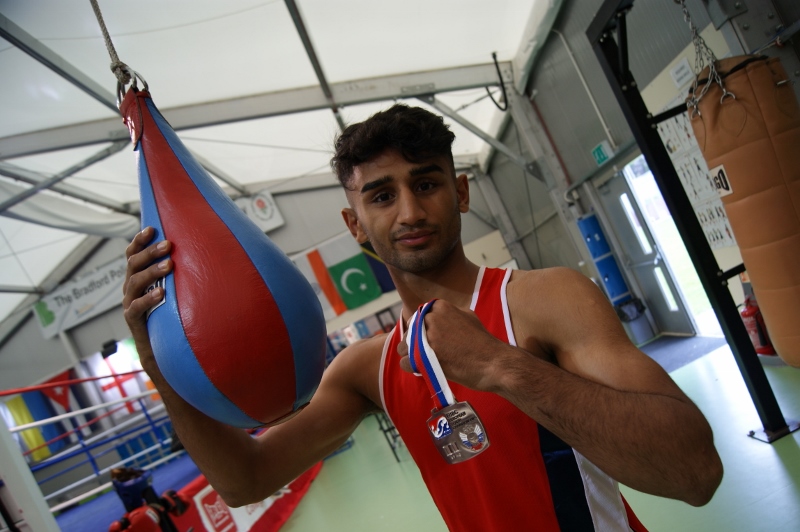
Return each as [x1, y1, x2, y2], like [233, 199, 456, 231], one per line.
[123, 104, 722, 531]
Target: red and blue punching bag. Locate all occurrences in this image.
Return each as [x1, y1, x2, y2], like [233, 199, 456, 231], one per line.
[120, 88, 326, 428]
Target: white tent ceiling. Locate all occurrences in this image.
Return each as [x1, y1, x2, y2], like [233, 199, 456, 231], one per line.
[0, 0, 557, 325]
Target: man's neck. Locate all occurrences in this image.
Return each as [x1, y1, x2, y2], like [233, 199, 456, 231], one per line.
[389, 246, 481, 323]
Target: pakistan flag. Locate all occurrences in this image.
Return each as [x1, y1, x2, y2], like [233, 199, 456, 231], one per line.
[318, 233, 382, 309]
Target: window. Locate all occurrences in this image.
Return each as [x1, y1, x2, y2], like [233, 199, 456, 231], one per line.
[654, 266, 679, 311]
[619, 193, 653, 255]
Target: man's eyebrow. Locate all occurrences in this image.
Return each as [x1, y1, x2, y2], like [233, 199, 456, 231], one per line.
[360, 176, 393, 194]
[409, 163, 445, 177]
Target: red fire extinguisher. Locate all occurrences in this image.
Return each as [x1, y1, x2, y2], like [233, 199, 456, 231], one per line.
[740, 295, 777, 355]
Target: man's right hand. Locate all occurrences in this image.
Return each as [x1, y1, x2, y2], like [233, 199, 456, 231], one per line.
[122, 226, 172, 366]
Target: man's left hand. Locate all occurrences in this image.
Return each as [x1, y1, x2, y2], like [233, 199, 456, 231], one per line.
[396, 299, 513, 393]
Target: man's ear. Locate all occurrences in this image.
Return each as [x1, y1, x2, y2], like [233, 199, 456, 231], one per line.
[456, 173, 470, 213]
[341, 207, 369, 243]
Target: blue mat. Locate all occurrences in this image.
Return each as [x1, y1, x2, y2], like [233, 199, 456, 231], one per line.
[55, 453, 201, 532]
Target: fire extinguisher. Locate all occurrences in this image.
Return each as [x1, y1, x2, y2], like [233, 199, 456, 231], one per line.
[740, 295, 777, 355]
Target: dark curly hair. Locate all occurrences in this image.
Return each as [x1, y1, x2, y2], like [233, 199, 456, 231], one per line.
[331, 104, 456, 188]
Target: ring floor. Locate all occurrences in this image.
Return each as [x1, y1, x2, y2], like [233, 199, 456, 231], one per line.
[280, 345, 800, 532]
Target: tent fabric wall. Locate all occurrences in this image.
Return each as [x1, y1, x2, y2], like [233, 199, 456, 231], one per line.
[0, 179, 139, 239]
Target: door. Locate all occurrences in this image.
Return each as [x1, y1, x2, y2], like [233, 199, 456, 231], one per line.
[594, 173, 696, 336]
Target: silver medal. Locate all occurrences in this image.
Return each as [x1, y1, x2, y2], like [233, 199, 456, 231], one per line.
[427, 401, 490, 464]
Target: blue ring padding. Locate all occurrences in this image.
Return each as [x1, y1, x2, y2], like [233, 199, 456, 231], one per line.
[146, 100, 326, 410]
[137, 147, 260, 428]
[416, 301, 447, 408]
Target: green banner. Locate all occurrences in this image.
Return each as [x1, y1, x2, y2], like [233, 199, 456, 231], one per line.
[327, 254, 382, 309]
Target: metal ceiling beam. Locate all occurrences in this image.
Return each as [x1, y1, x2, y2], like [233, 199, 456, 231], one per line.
[512, 0, 566, 92]
[0, 161, 129, 213]
[283, 0, 346, 131]
[0, 140, 128, 214]
[188, 150, 248, 196]
[419, 95, 540, 179]
[0, 62, 510, 160]
[0, 285, 44, 294]
[0, 12, 118, 112]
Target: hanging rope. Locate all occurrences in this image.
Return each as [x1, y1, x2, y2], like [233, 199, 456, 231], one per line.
[677, 0, 734, 116]
[89, 0, 147, 104]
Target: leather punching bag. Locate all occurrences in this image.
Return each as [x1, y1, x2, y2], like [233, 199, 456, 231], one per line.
[689, 56, 800, 366]
[120, 88, 327, 427]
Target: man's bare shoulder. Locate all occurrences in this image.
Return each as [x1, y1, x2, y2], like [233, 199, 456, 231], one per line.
[509, 266, 594, 298]
[324, 331, 391, 410]
[506, 267, 606, 357]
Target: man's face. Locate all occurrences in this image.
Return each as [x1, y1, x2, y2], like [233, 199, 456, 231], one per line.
[342, 149, 469, 274]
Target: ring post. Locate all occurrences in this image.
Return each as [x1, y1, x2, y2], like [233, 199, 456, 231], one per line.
[0, 418, 58, 531]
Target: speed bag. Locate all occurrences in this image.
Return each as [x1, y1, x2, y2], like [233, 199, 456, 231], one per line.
[120, 88, 326, 427]
[688, 56, 800, 367]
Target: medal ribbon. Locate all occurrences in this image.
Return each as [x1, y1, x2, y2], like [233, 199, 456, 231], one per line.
[407, 299, 456, 411]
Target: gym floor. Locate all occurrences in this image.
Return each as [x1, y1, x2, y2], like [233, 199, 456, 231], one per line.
[280, 345, 800, 531]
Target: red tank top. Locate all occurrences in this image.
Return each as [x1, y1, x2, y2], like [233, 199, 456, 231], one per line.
[380, 267, 647, 531]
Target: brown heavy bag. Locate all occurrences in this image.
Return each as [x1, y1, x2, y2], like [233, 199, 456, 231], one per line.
[688, 55, 800, 366]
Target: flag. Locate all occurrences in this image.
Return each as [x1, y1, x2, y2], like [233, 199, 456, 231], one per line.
[22, 391, 67, 454]
[41, 370, 72, 411]
[293, 251, 347, 321]
[318, 234, 382, 309]
[6, 395, 51, 461]
[40, 370, 93, 439]
[4, 392, 68, 462]
[360, 241, 395, 293]
[85, 351, 143, 421]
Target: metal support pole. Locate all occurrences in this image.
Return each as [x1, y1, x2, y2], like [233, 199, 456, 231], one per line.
[189, 150, 248, 197]
[0, 161, 129, 213]
[0, 140, 128, 214]
[0, 13, 118, 112]
[504, 89, 566, 191]
[420, 95, 541, 180]
[588, 0, 794, 441]
[284, 0, 347, 130]
[471, 166, 533, 270]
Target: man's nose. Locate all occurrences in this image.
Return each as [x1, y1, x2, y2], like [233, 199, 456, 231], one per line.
[397, 190, 426, 225]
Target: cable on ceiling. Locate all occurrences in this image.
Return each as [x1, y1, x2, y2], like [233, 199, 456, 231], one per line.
[486, 52, 508, 112]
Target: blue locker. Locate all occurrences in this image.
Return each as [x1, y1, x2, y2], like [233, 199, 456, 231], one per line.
[576, 213, 631, 303]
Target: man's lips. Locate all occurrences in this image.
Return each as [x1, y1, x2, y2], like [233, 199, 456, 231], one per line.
[395, 230, 434, 245]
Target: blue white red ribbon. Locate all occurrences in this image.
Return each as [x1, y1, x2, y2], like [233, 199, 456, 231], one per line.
[407, 299, 456, 410]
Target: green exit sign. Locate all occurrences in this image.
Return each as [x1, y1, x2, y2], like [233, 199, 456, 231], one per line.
[592, 141, 614, 166]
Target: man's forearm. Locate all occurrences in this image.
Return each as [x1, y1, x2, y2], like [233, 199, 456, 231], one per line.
[491, 347, 722, 505]
[139, 352, 270, 505]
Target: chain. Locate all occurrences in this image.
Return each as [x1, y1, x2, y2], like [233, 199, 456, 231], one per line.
[678, 0, 733, 116]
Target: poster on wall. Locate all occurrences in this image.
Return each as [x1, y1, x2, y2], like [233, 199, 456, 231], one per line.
[655, 93, 737, 249]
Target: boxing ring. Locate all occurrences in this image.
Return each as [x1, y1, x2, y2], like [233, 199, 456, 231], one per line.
[0, 371, 322, 532]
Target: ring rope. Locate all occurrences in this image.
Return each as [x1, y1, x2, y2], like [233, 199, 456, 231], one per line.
[10, 389, 157, 433]
[21, 404, 128, 456]
[0, 369, 145, 397]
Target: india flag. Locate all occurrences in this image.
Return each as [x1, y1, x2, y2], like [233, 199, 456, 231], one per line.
[293, 251, 347, 321]
[318, 234, 382, 310]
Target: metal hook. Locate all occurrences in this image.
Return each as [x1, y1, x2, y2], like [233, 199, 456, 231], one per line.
[720, 89, 736, 104]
